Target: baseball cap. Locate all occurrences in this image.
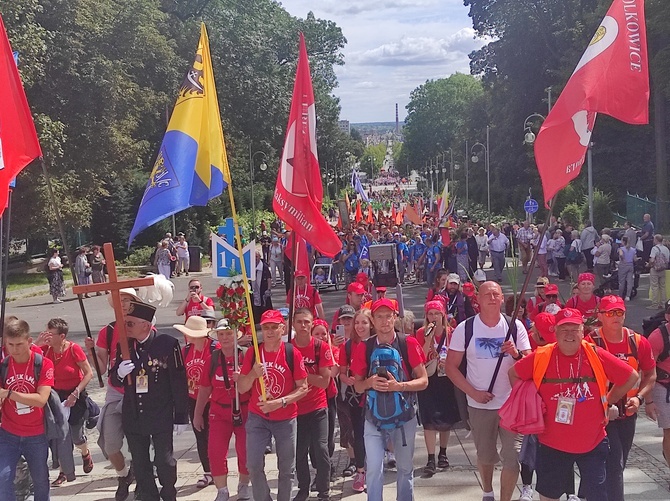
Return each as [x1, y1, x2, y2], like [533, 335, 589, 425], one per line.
[295, 269, 308, 277]
[107, 287, 140, 308]
[533, 312, 557, 343]
[375, 286, 387, 293]
[370, 298, 398, 314]
[347, 282, 366, 295]
[536, 277, 550, 288]
[199, 309, 217, 321]
[462, 282, 476, 296]
[555, 308, 584, 326]
[473, 269, 487, 282]
[260, 310, 285, 325]
[544, 284, 559, 295]
[356, 272, 369, 283]
[599, 295, 626, 312]
[338, 305, 356, 318]
[447, 273, 460, 285]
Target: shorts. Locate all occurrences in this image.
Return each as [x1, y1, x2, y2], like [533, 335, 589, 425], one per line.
[100, 400, 125, 455]
[467, 406, 520, 469]
[651, 382, 670, 429]
[536, 439, 609, 501]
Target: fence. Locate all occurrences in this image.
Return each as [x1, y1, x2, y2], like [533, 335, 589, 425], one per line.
[626, 192, 657, 227]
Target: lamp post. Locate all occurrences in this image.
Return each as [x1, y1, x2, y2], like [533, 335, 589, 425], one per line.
[522, 113, 546, 145]
[249, 144, 268, 239]
[471, 128, 490, 217]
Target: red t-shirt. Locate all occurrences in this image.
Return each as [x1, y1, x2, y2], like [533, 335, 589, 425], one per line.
[1, 353, 55, 436]
[565, 295, 600, 319]
[648, 326, 670, 379]
[339, 339, 362, 368]
[514, 346, 634, 453]
[41, 343, 86, 391]
[200, 349, 250, 406]
[183, 341, 220, 400]
[240, 343, 308, 421]
[326, 344, 339, 399]
[350, 334, 426, 379]
[291, 337, 335, 415]
[287, 285, 322, 318]
[184, 296, 215, 320]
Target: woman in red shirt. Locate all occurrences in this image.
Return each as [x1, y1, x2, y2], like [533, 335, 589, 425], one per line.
[193, 319, 251, 501]
[565, 273, 601, 325]
[37, 318, 93, 486]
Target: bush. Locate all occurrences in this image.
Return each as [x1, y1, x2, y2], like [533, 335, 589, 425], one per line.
[581, 189, 614, 231]
[123, 246, 154, 266]
[561, 203, 582, 228]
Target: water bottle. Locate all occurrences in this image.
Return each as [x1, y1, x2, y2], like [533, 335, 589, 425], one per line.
[437, 345, 448, 377]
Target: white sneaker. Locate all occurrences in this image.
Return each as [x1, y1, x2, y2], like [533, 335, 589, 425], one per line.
[519, 485, 533, 501]
[237, 484, 250, 500]
[567, 495, 581, 501]
[625, 297, 631, 301]
[214, 488, 230, 501]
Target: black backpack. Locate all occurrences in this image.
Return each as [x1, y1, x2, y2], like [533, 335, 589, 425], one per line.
[251, 342, 295, 372]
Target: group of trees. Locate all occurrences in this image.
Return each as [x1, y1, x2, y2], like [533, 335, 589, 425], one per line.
[401, 0, 670, 231]
[4, 0, 362, 256]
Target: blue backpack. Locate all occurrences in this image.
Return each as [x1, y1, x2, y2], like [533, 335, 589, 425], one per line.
[364, 334, 416, 445]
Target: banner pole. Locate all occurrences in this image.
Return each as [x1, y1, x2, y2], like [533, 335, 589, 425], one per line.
[287, 232, 298, 341]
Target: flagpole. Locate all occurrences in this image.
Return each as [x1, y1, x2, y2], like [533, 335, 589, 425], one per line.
[0, 189, 13, 333]
[287, 232, 298, 341]
[40, 159, 104, 387]
[486, 199, 554, 393]
[225, 181, 267, 400]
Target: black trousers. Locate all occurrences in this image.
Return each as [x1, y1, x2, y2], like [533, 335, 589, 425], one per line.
[127, 430, 176, 501]
[349, 402, 366, 469]
[583, 248, 595, 271]
[296, 408, 329, 497]
[605, 414, 637, 501]
[188, 398, 211, 473]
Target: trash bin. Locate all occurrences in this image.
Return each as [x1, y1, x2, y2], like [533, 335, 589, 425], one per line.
[188, 246, 202, 272]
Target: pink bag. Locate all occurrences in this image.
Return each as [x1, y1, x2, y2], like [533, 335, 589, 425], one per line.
[498, 379, 546, 435]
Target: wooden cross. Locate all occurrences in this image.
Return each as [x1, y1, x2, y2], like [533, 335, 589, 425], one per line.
[72, 243, 155, 361]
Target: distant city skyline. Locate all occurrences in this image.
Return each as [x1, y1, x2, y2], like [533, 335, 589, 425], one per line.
[279, 0, 489, 123]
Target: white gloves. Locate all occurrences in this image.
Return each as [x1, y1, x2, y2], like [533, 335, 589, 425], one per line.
[174, 424, 190, 435]
[117, 360, 136, 379]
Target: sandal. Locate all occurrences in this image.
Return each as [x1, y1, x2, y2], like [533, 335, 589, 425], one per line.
[196, 473, 213, 489]
[51, 471, 75, 486]
[437, 454, 450, 468]
[82, 451, 94, 474]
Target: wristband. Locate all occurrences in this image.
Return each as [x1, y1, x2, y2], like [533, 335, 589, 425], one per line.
[7, 389, 12, 400]
[512, 351, 524, 361]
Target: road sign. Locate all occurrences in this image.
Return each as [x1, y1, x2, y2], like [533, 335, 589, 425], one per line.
[212, 218, 255, 279]
[524, 199, 539, 214]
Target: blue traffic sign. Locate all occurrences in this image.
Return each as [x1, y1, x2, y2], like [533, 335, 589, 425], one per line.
[524, 199, 539, 214]
[212, 218, 255, 279]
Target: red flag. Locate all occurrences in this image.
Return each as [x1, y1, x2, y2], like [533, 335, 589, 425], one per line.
[391, 205, 396, 222]
[366, 203, 374, 224]
[534, 0, 649, 207]
[440, 227, 451, 246]
[395, 208, 404, 226]
[273, 33, 340, 256]
[284, 233, 310, 274]
[405, 204, 422, 225]
[354, 200, 362, 223]
[0, 16, 42, 216]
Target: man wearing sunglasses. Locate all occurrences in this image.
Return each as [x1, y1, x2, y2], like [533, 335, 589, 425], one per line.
[591, 295, 657, 501]
[176, 279, 215, 320]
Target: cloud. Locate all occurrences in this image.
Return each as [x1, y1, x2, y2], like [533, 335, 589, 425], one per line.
[353, 81, 377, 89]
[300, 0, 440, 16]
[349, 29, 486, 66]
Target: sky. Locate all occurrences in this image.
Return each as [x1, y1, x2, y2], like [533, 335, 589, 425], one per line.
[278, 0, 489, 123]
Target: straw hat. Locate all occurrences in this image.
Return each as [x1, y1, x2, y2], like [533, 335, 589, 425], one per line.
[173, 316, 210, 338]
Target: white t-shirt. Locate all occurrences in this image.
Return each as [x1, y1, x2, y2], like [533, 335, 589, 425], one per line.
[650, 244, 670, 268]
[450, 314, 531, 410]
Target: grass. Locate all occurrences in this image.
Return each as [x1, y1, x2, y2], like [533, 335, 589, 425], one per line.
[6, 269, 73, 292]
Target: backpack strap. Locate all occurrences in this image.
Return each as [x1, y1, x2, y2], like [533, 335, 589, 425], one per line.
[0, 356, 9, 385]
[285, 342, 294, 373]
[395, 333, 413, 381]
[34, 353, 43, 382]
[659, 323, 670, 362]
[184, 343, 192, 359]
[210, 348, 222, 382]
[464, 316, 476, 351]
[106, 322, 115, 357]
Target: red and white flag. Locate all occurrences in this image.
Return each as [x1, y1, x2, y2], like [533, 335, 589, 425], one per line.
[535, 0, 649, 207]
[0, 15, 42, 215]
[273, 33, 340, 257]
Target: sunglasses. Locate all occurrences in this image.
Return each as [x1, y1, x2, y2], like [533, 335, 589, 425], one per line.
[602, 310, 625, 317]
[546, 295, 558, 299]
[189, 286, 201, 291]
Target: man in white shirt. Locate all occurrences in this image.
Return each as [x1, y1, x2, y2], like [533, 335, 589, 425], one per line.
[487, 226, 509, 283]
[648, 234, 670, 309]
[445, 281, 531, 501]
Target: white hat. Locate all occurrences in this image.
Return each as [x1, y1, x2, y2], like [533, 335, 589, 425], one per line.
[473, 269, 487, 282]
[107, 288, 140, 308]
[173, 316, 210, 338]
[447, 273, 461, 285]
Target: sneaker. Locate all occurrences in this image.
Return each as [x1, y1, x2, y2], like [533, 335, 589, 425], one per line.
[385, 451, 396, 469]
[53, 299, 63, 304]
[625, 297, 631, 301]
[342, 461, 356, 477]
[196, 473, 214, 488]
[423, 459, 436, 475]
[519, 485, 533, 501]
[115, 468, 135, 501]
[352, 472, 366, 493]
[567, 496, 580, 501]
[237, 484, 251, 501]
[437, 453, 449, 468]
[214, 488, 230, 501]
[482, 494, 495, 501]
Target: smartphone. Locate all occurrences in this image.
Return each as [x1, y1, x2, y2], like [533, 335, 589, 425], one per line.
[376, 367, 389, 379]
[335, 324, 346, 343]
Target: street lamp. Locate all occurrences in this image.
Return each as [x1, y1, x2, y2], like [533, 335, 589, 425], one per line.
[249, 144, 268, 239]
[522, 113, 545, 145]
[471, 126, 491, 217]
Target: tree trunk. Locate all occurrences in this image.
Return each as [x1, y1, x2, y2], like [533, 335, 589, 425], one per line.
[654, 79, 668, 233]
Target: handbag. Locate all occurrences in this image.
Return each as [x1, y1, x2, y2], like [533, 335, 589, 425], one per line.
[84, 268, 92, 277]
[424, 331, 447, 377]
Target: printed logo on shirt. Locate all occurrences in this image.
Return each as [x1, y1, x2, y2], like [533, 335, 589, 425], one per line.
[45, 368, 54, 381]
[263, 362, 288, 399]
[6, 374, 36, 388]
[186, 358, 205, 394]
[475, 337, 505, 359]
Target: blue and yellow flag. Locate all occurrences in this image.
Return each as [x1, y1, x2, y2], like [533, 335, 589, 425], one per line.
[129, 23, 230, 246]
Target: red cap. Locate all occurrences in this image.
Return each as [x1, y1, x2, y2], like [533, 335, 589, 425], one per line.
[578, 272, 595, 284]
[371, 298, 398, 314]
[544, 284, 559, 295]
[347, 282, 366, 295]
[555, 308, 584, 326]
[295, 269, 308, 277]
[599, 295, 626, 312]
[425, 300, 446, 314]
[376, 286, 387, 293]
[533, 312, 557, 343]
[462, 282, 476, 296]
[260, 310, 285, 325]
[356, 272, 369, 284]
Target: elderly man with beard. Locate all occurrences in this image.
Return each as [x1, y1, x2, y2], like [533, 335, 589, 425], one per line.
[509, 308, 638, 501]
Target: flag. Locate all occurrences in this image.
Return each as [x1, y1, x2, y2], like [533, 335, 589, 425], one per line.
[129, 24, 230, 245]
[344, 191, 351, 214]
[351, 170, 370, 203]
[354, 200, 362, 223]
[0, 16, 42, 217]
[395, 208, 404, 226]
[437, 180, 449, 219]
[535, 0, 649, 207]
[284, 233, 310, 274]
[273, 34, 340, 257]
[405, 204, 422, 225]
[366, 203, 374, 224]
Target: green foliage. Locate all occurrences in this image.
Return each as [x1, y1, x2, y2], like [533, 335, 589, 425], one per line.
[561, 203, 583, 229]
[123, 246, 155, 267]
[581, 189, 614, 231]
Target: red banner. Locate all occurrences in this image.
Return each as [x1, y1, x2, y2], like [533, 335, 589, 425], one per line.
[534, 0, 649, 207]
[273, 33, 340, 256]
[0, 16, 42, 215]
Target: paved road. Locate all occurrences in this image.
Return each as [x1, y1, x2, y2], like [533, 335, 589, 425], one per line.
[5, 263, 670, 500]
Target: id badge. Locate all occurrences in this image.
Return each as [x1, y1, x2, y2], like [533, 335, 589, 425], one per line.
[16, 401, 31, 415]
[136, 369, 149, 394]
[555, 396, 576, 425]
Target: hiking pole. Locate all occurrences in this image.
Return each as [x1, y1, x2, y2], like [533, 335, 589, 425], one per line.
[486, 200, 554, 394]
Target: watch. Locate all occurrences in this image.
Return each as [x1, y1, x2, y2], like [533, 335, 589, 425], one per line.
[281, 397, 287, 408]
[635, 394, 645, 406]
